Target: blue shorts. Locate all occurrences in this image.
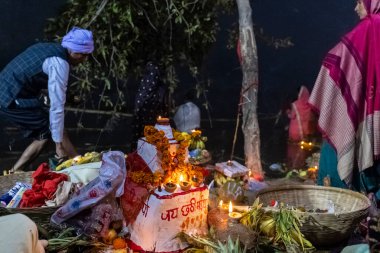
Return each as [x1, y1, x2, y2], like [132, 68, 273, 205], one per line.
[0, 105, 50, 140]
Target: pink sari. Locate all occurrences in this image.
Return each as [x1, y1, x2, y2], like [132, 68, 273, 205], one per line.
[309, 0, 380, 184]
[288, 86, 315, 141]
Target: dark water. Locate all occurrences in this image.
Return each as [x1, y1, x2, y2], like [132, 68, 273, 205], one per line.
[0, 110, 291, 173]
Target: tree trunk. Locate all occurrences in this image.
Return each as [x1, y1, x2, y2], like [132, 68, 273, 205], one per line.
[236, 0, 263, 177]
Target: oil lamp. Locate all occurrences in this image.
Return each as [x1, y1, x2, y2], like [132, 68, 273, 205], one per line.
[179, 174, 191, 191]
[228, 201, 242, 221]
[164, 181, 177, 193]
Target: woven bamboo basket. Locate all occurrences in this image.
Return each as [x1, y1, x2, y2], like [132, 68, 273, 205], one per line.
[0, 171, 58, 225]
[256, 185, 371, 247]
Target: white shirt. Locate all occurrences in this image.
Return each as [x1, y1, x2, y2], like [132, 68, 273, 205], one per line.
[42, 57, 69, 143]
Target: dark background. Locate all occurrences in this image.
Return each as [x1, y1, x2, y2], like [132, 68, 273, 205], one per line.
[0, 0, 358, 170]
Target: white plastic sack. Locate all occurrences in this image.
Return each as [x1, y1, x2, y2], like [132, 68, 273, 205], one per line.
[51, 151, 126, 224]
[173, 101, 201, 133]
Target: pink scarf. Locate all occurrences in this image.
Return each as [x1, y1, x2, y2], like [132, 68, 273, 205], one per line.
[309, 0, 380, 184]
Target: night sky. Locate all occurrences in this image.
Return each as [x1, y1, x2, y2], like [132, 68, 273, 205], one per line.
[0, 0, 358, 116]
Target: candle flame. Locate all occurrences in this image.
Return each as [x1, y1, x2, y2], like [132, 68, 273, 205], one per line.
[158, 115, 162, 119]
[219, 200, 223, 208]
[229, 201, 232, 213]
[309, 142, 312, 146]
[301, 141, 304, 145]
[179, 174, 184, 182]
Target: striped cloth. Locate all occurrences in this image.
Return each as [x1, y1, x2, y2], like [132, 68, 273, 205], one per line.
[309, 8, 380, 185]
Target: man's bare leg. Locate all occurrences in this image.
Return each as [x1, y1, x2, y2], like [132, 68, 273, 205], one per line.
[61, 130, 78, 158]
[11, 139, 49, 172]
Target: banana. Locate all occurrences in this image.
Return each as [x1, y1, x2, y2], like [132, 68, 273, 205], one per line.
[219, 174, 227, 185]
[214, 172, 227, 186]
[76, 155, 94, 165]
[196, 141, 205, 150]
[56, 158, 74, 171]
[189, 140, 197, 150]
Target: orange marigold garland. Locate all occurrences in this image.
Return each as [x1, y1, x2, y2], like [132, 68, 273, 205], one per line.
[129, 171, 162, 185]
[138, 126, 196, 184]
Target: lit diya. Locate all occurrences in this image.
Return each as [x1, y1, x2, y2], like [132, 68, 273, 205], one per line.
[164, 182, 177, 193]
[191, 175, 203, 187]
[179, 175, 191, 191]
[228, 201, 242, 221]
[157, 115, 170, 124]
[180, 181, 191, 191]
[218, 200, 229, 211]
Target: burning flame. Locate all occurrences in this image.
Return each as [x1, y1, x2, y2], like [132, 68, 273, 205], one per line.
[179, 174, 184, 182]
[229, 201, 232, 213]
[219, 200, 223, 208]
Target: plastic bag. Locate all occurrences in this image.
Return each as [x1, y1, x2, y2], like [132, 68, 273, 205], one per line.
[51, 151, 126, 224]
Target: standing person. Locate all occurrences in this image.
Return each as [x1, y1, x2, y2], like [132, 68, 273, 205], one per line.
[0, 27, 94, 173]
[285, 86, 316, 169]
[173, 89, 201, 134]
[287, 86, 316, 142]
[309, 0, 380, 199]
[131, 62, 169, 150]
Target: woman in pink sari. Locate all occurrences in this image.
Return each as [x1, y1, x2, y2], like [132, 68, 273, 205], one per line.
[309, 0, 380, 198]
[286, 86, 317, 168]
[288, 86, 315, 142]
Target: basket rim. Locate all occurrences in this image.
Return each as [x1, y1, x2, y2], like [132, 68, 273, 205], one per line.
[256, 184, 371, 214]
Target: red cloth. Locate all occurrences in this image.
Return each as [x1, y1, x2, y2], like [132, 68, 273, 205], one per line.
[121, 152, 151, 224]
[20, 163, 68, 208]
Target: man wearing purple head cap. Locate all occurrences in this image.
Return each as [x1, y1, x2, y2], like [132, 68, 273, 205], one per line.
[0, 27, 94, 173]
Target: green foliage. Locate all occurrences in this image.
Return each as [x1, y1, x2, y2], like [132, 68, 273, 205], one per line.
[45, 0, 235, 111]
[178, 232, 246, 253]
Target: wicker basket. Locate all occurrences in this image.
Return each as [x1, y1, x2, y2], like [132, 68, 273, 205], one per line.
[256, 185, 371, 247]
[0, 171, 58, 225]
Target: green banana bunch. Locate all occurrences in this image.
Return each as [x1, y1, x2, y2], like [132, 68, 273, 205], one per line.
[189, 140, 205, 150]
[196, 140, 205, 150]
[214, 172, 227, 186]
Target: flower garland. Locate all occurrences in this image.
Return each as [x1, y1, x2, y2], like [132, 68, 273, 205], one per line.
[129, 126, 207, 186]
[139, 125, 198, 184]
[129, 171, 162, 185]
